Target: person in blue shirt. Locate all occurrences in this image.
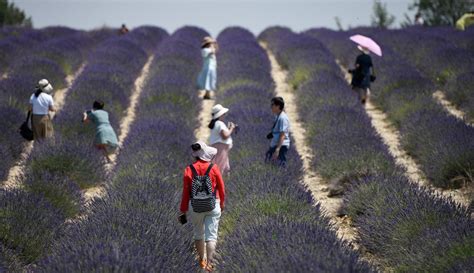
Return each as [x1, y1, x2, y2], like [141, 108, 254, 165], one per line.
[265, 97, 290, 167]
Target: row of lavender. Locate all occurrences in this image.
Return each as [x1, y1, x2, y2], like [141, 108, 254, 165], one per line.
[259, 27, 473, 272]
[306, 29, 474, 190]
[35, 26, 206, 272]
[0, 27, 114, 182]
[0, 27, 166, 269]
[214, 27, 372, 271]
[364, 27, 474, 121]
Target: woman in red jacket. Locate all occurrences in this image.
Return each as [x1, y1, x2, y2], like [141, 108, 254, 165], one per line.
[179, 140, 225, 271]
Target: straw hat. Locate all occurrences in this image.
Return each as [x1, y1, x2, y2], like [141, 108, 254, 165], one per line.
[357, 45, 370, 55]
[211, 104, 229, 119]
[37, 79, 53, 93]
[202, 36, 216, 47]
[191, 140, 217, 162]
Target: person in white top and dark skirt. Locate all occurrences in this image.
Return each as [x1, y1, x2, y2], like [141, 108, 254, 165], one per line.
[208, 104, 237, 175]
[29, 79, 55, 140]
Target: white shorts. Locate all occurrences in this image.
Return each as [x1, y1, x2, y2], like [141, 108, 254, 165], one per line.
[189, 201, 221, 241]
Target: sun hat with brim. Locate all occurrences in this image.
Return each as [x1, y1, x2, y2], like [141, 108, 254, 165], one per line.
[211, 104, 229, 119]
[37, 79, 53, 93]
[202, 36, 216, 47]
[192, 140, 217, 162]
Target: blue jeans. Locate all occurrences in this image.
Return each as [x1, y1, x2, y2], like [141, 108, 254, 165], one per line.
[265, 146, 288, 167]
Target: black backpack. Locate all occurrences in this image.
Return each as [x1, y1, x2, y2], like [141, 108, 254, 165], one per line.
[190, 163, 216, 213]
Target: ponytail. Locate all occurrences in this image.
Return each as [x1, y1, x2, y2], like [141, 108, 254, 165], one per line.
[208, 118, 218, 129]
[34, 88, 43, 98]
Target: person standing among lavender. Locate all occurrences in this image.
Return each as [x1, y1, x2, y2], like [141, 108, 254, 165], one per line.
[197, 36, 218, 100]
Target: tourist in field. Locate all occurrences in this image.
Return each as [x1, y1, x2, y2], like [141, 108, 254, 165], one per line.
[265, 97, 290, 167]
[119, 24, 129, 35]
[82, 100, 119, 162]
[179, 141, 225, 271]
[414, 13, 424, 26]
[349, 45, 374, 104]
[197, 36, 218, 100]
[29, 79, 55, 140]
[209, 104, 237, 175]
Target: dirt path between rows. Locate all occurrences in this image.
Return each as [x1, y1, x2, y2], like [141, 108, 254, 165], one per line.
[83, 56, 154, 203]
[433, 90, 473, 127]
[194, 91, 214, 142]
[2, 63, 86, 190]
[337, 61, 471, 208]
[261, 43, 383, 269]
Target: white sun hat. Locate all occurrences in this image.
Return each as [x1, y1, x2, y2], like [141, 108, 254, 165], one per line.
[211, 104, 229, 119]
[191, 140, 217, 162]
[37, 79, 53, 93]
[357, 45, 370, 55]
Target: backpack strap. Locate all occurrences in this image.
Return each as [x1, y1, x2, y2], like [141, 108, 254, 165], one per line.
[189, 164, 198, 177]
[204, 163, 214, 176]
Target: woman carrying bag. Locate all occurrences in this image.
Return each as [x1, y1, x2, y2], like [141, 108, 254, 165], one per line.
[29, 79, 55, 141]
[179, 141, 225, 271]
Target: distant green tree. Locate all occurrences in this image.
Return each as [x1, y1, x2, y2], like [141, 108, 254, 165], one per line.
[410, 0, 474, 26]
[0, 0, 32, 27]
[371, 0, 396, 29]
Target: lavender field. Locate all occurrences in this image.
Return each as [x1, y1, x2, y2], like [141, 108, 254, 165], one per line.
[0, 25, 472, 272]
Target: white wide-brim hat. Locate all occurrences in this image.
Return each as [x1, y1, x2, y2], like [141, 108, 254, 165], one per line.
[191, 140, 217, 162]
[202, 36, 216, 47]
[357, 45, 370, 54]
[211, 104, 229, 119]
[37, 79, 53, 93]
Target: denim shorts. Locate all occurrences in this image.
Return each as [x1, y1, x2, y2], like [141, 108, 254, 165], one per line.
[189, 201, 221, 241]
[265, 145, 289, 167]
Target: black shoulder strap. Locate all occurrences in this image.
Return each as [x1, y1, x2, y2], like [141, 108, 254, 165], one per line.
[26, 111, 31, 123]
[205, 163, 214, 176]
[189, 164, 198, 177]
[270, 114, 281, 130]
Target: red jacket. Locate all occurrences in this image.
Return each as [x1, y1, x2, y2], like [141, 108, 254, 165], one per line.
[180, 160, 225, 213]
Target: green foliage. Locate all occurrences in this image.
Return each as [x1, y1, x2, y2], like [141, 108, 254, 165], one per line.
[0, 0, 32, 27]
[371, 0, 396, 29]
[31, 154, 101, 189]
[410, 0, 474, 26]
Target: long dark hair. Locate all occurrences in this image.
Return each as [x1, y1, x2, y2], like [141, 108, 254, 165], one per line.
[34, 88, 43, 98]
[208, 118, 219, 129]
[201, 43, 211, 49]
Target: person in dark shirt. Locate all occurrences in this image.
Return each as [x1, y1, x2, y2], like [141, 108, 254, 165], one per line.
[119, 24, 129, 35]
[349, 45, 374, 104]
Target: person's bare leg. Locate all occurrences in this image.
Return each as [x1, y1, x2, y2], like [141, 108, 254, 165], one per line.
[195, 239, 206, 262]
[206, 240, 216, 269]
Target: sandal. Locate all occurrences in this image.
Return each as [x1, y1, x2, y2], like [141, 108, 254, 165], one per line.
[205, 263, 215, 272]
[199, 259, 207, 269]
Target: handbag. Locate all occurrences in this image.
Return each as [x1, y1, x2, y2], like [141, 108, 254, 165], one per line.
[267, 114, 281, 140]
[19, 111, 34, 141]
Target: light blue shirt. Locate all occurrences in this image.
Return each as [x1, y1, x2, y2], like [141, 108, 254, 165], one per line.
[271, 111, 290, 147]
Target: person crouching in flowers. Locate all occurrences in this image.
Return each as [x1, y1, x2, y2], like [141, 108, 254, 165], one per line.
[82, 100, 119, 162]
[179, 141, 225, 271]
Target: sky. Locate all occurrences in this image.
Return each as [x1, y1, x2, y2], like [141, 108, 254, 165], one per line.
[12, 0, 416, 36]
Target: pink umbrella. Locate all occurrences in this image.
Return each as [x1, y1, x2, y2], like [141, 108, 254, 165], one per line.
[350, 34, 382, 57]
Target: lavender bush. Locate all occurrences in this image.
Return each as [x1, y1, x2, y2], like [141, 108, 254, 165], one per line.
[305, 28, 474, 189]
[215, 27, 372, 271]
[36, 26, 205, 272]
[264, 27, 473, 271]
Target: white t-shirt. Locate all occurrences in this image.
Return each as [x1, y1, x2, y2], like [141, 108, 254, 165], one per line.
[30, 92, 54, 115]
[209, 120, 233, 146]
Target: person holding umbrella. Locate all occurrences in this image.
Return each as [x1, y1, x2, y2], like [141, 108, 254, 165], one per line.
[348, 35, 382, 104]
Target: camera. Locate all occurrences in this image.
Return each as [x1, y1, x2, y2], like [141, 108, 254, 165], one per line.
[266, 132, 273, 139]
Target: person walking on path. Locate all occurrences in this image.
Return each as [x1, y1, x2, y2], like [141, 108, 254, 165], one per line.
[197, 36, 218, 100]
[209, 104, 237, 175]
[179, 140, 225, 272]
[29, 79, 55, 141]
[349, 45, 374, 104]
[82, 100, 119, 162]
[265, 97, 290, 167]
